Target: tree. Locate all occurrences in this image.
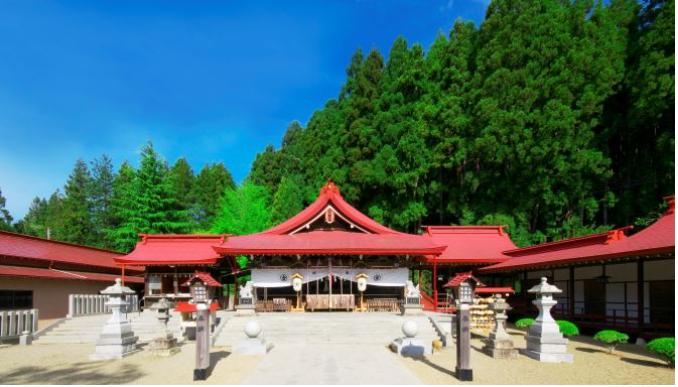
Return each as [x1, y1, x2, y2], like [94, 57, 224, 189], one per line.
[270, 176, 305, 225]
[211, 182, 271, 235]
[61, 159, 94, 245]
[0, 187, 13, 231]
[90, 155, 116, 248]
[593, 329, 630, 354]
[107, 161, 139, 251]
[169, 157, 195, 211]
[192, 163, 235, 229]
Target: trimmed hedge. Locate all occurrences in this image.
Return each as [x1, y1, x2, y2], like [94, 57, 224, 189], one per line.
[515, 318, 535, 328]
[556, 320, 579, 336]
[593, 330, 629, 353]
[647, 337, 675, 367]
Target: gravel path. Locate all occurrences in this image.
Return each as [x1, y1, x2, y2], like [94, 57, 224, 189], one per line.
[241, 342, 421, 385]
[399, 329, 675, 385]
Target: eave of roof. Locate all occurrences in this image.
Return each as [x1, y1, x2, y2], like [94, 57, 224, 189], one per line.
[0, 264, 144, 283]
[115, 234, 227, 266]
[419, 225, 516, 264]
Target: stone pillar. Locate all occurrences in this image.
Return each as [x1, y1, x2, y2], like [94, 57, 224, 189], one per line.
[90, 279, 139, 360]
[520, 277, 573, 363]
[483, 294, 517, 358]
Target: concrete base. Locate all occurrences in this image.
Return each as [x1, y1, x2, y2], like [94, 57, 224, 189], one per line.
[19, 333, 32, 346]
[148, 332, 179, 357]
[483, 335, 518, 359]
[234, 337, 273, 355]
[401, 304, 424, 316]
[521, 348, 574, 363]
[390, 337, 431, 357]
[236, 305, 256, 316]
[90, 320, 139, 360]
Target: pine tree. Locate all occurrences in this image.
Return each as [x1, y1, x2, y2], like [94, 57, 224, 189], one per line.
[192, 163, 235, 229]
[0, 187, 13, 231]
[90, 155, 116, 248]
[107, 161, 139, 251]
[169, 157, 196, 211]
[61, 159, 94, 245]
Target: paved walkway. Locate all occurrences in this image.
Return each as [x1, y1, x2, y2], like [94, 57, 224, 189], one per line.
[241, 341, 422, 385]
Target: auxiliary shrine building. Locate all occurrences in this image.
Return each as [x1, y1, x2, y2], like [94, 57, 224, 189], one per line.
[114, 182, 674, 338]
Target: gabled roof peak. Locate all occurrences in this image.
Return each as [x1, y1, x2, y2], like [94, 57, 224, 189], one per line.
[320, 180, 341, 195]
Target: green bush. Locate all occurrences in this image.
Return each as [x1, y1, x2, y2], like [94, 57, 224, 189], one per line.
[646, 337, 675, 367]
[556, 320, 579, 336]
[593, 330, 629, 353]
[515, 318, 535, 329]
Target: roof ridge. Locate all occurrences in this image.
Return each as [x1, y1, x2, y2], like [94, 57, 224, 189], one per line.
[504, 226, 632, 256]
[0, 230, 123, 255]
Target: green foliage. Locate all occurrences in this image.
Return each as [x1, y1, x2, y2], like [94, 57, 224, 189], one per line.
[90, 155, 116, 248]
[646, 337, 675, 367]
[0, 187, 13, 231]
[211, 182, 272, 236]
[271, 175, 305, 225]
[556, 320, 580, 336]
[593, 329, 629, 353]
[515, 318, 535, 329]
[61, 159, 95, 245]
[247, 0, 672, 243]
[192, 163, 235, 229]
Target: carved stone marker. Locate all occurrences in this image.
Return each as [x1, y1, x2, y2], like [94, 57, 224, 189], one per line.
[483, 294, 517, 358]
[90, 279, 138, 360]
[236, 281, 256, 316]
[390, 320, 431, 357]
[234, 320, 272, 355]
[402, 281, 423, 315]
[521, 277, 573, 363]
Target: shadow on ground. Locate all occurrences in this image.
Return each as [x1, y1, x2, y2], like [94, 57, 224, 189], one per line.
[575, 346, 607, 354]
[0, 362, 145, 385]
[412, 356, 456, 378]
[620, 357, 668, 368]
[206, 349, 231, 377]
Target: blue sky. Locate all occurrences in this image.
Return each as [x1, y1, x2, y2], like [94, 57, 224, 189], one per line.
[0, 0, 489, 219]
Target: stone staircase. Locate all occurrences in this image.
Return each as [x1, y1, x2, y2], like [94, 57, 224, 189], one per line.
[213, 312, 444, 348]
[34, 310, 184, 344]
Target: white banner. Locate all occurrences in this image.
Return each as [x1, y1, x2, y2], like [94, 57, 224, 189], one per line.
[251, 268, 408, 288]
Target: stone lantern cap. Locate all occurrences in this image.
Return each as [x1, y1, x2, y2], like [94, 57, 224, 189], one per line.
[527, 277, 562, 295]
[151, 297, 171, 311]
[100, 278, 136, 296]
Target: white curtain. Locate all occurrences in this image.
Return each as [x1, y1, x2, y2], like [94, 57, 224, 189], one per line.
[251, 268, 408, 288]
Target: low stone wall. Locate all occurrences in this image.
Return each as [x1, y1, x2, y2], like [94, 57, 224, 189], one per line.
[0, 309, 39, 341]
[68, 294, 139, 317]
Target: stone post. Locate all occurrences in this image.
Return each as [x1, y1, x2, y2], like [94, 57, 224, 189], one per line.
[520, 277, 573, 363]
[483, 294, 517, 358]
[90, 279, 139, 360]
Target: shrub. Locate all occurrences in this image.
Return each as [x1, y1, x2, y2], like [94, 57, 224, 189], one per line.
[646, 337, 675, 367]
[515, 318, 535, 329]
[556, 320, 579, 336]
[593, 330, 629, 354]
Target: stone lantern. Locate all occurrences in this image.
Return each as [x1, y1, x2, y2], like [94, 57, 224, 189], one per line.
[482, 293, 517, 358]
[148, 297, 179, 356]
[521, 277, 573, 363]
[90, 278, 138, 360]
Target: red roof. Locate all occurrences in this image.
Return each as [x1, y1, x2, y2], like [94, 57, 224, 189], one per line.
[0, 230, 125, 270]
[0, 264, 144, 283]
[214, 230, 445, 256]
[115, 234, 227, 266]
[443, 271, 486, 288]
[183, 272, 222, 287]
[420, 226, 517, 264]
[480, 196, 675, 273]
[214, 181, 445, 256]
[475, 287, 515, 295]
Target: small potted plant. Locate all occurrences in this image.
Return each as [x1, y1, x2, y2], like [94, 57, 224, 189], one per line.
[646, 337, 675, 368]
[556, 320, 579, 337]
[593, 330, 629, 354]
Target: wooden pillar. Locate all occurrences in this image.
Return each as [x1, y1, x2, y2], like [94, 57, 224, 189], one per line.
[568, 266, 575, 318]
[637, 260, 645, 334]
[433, 262, 438, 311]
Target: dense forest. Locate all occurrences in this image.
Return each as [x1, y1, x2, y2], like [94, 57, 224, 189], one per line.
[0, 0, 673, 250]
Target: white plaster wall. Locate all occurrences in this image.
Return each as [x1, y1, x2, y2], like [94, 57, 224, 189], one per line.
[644, 259, 675, 281]
[606, 262, 636, 281]
[574, 266, 602, 279]
[553, 269, 569, 281]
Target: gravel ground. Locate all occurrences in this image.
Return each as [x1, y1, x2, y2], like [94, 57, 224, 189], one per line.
[0, 329, 674, 385]
[399, 329, 675, 385]
[0, 342, 261, 384]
